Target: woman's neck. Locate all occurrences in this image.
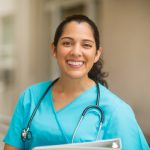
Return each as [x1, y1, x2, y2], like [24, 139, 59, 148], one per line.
[53, 76, 95, 94]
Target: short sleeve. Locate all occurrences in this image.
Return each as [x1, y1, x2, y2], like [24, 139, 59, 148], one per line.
[104, 104, 150, 150]
[3, 92, 25, 149]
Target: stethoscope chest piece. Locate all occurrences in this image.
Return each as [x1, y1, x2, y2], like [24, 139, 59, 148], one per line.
[20, 79, 104, 143]
[21, 128, 32, 142]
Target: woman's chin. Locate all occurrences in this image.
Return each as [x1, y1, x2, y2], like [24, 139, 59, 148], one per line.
[63, 72, 88, 80]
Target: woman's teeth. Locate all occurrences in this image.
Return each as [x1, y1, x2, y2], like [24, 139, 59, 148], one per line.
[67, 61, 84, 66]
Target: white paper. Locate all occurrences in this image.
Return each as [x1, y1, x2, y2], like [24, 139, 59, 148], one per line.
[33, 138, 122, 150]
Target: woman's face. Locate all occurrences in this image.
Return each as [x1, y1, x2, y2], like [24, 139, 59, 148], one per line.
[52, 21, 101, 80]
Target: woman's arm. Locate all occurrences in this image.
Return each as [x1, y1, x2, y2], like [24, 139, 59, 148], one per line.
[4, 144, 20, 150]
[3, 92, 26, 150]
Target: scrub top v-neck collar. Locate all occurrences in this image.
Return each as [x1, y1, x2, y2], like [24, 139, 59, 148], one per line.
[49, 84, 96, 143]
[50, 84, 96, 113]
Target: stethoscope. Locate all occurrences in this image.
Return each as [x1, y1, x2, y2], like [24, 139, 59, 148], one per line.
[21, 78, 104, 143]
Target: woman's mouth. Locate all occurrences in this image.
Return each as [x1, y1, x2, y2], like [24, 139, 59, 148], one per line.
[66, 60, 84, 68]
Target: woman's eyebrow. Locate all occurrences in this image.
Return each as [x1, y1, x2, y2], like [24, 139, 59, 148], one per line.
[60, 37, 73, 40]
[61, 37, 94, 43]
[82, 39, 95, 43]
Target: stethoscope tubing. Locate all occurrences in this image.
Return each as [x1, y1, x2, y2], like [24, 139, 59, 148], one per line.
[26, 78, 59, 129]
[21, 78, 59, 141]
[21, 78, 104, 142]
[71, 105, 104, 143]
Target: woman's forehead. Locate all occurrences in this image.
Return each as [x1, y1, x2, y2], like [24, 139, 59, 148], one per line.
[61, 21, 95, 40]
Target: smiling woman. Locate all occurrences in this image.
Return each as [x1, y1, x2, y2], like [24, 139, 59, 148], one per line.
[51, 21, 101, 83]
[3, 15, 150, 150]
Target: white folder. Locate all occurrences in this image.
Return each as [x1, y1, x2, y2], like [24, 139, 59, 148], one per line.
[33, 138, 122, 150]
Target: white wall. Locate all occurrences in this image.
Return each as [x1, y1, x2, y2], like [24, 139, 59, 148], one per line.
[100, 0, 150, 140]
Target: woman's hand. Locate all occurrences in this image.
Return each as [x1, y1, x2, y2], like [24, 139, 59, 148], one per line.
[4, 144, 20, 150]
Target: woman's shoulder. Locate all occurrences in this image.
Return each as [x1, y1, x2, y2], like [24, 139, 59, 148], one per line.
[18, 80, 53, 104]
[99, 83, 133, 115]
[27, 80, 52, 91]
[22, 80, 52, 94]
[100, 84, 149, 149]
[99, 84, 137, 131]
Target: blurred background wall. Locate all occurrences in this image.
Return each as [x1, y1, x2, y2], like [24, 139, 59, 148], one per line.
[0, 0, 150, 145]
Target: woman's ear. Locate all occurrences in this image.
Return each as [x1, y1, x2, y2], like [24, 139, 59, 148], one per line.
[94, 47, 103, 63]
[51, 43, 57, 58]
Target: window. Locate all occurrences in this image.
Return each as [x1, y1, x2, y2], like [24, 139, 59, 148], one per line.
[1, 16, 14, 68]
[0, 16, 15, 92]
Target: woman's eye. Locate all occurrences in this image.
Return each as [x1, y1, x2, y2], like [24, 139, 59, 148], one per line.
[62, 41, 72, 47]
[83, 44, 92, 49]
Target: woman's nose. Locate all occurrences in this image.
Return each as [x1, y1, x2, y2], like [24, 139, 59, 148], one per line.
[70, 44, 82, 57]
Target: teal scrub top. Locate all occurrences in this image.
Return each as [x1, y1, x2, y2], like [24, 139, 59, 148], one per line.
[3, 80, 150, 150]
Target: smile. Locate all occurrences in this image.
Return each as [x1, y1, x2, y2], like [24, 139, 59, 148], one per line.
[67, 60, 84, 67]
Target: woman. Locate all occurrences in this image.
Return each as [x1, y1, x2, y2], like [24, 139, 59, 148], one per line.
[3, 15, 149, 150]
